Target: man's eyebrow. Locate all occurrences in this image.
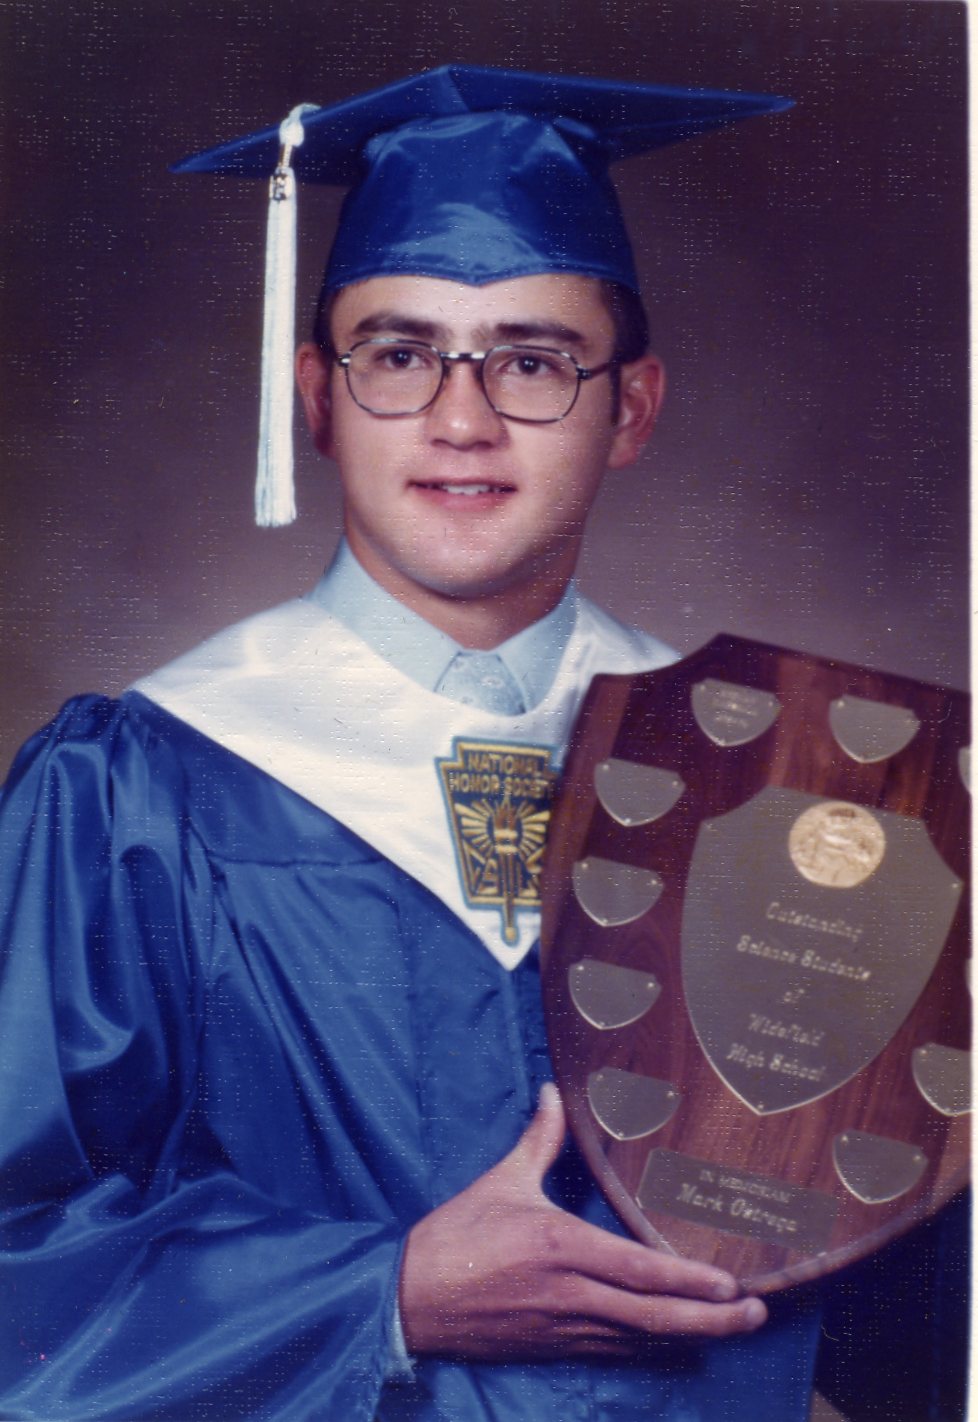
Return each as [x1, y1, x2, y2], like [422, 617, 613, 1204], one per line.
[348, 312, 450, 343]
[475, 320, 588, 350]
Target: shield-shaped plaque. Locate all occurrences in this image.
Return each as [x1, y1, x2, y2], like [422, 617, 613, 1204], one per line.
[541, 635, 969, 1291]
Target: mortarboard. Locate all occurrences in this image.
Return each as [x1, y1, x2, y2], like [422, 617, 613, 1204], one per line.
[174, 65, 792, 526]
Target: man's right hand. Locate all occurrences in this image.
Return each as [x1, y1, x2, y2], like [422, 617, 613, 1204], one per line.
[399, 1083, 768, 1360]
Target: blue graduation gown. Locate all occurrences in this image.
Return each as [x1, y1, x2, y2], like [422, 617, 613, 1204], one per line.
[0, 693, 821, 1420]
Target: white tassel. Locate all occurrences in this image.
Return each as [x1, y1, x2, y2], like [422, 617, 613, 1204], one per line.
[255, 104, 318, 527]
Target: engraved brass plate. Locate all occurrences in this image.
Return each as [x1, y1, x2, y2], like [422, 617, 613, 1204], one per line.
[572, 857, 663, 928]
[912, 1043, 972, 1116]
[691, 679, 781, 747]
[637, 1149, 837, 1250]
[595, 759, 684, 827]
[569, 958, 660, 1030]
[833, 1131, 928, 1204]
[587, 1068, 679, 1140]
[682, 787, 961, 1114]
[829, 695, 920, 763]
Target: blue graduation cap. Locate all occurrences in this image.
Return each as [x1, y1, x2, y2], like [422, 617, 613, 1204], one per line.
[174, 65, 792, 525]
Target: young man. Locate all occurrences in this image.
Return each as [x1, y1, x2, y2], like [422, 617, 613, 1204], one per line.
[0, 68, 824, 1419]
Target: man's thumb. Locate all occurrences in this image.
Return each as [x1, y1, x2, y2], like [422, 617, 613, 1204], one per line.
[506, 1081, 567, 1183]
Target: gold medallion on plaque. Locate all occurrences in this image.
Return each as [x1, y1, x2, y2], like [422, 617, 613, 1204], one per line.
[788, 801, 886, 889]
[437, 739, 558, 942]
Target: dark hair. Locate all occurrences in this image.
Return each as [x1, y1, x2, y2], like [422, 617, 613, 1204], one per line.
[597, 280, 650, 366]
[312, 286, 337, 353]
[596, 280, 649, 412]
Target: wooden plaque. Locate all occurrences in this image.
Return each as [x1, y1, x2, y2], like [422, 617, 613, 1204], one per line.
[541, 635, 970, 1292]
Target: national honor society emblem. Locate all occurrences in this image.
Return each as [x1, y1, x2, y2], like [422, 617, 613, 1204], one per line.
[437, 739, 559, 942]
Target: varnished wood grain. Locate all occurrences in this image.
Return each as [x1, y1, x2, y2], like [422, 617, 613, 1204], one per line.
[542, 635, 970, 1292]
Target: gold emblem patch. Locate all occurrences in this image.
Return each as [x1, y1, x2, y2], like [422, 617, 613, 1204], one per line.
[437, 739, 559, 943]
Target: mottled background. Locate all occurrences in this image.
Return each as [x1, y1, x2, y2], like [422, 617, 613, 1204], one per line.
[1, 0, 968, 774]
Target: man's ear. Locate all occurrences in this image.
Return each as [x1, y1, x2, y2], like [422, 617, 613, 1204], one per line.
[607, 355, 665, 470]
[295, 343, 334, 457]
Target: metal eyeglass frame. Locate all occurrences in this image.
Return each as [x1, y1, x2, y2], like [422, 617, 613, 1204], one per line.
[332, 338, 617, 423]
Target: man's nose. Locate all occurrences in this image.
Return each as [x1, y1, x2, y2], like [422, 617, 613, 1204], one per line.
[424, 360, 505, 445]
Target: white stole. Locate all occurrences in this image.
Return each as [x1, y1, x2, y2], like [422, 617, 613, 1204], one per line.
[133, 597, 673, 967]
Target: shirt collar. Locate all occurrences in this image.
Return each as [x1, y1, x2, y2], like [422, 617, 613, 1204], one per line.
[305, 540, 578, 711]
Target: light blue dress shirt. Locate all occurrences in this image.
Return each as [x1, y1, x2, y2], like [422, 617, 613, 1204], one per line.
[305, 540, 578, 710]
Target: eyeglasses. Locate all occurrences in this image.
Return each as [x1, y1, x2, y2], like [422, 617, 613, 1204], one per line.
[333, 339, 616, 423]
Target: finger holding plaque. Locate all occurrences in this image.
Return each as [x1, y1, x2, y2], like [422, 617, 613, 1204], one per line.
[540, 634, 969, 1292]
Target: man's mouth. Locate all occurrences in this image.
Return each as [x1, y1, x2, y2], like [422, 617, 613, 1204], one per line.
[412, 480, 516, 497]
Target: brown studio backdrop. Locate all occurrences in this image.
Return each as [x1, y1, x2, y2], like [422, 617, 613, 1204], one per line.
[0, 0, 968, 775]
